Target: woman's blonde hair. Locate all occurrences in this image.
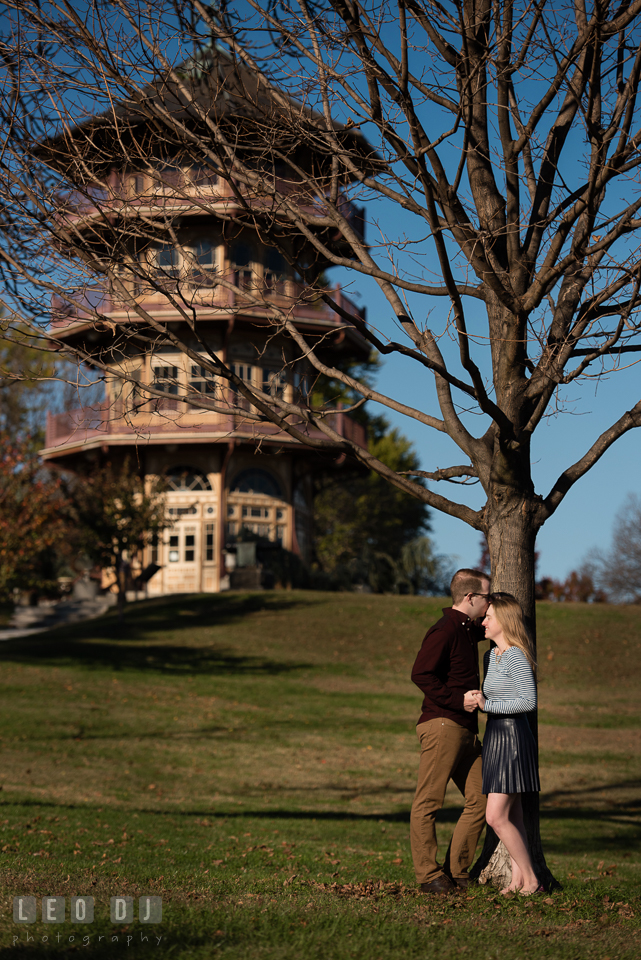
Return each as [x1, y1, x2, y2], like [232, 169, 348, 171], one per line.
[489, 592, 537, 677]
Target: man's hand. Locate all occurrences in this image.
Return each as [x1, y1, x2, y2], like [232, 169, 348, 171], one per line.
[463, 691, 480, 712]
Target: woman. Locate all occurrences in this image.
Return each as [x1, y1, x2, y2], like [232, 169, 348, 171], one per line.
[472, 593, 542, 895]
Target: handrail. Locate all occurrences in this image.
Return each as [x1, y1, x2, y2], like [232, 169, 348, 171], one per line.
[44, 401, 367, 452]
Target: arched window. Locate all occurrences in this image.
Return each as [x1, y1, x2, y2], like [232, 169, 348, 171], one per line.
[227, 469, 286, 544]
[166, 466, 212, 492]
[230, 469, 283, 499]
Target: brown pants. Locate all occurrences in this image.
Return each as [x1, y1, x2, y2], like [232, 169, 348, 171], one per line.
[410, 717, 486, 883]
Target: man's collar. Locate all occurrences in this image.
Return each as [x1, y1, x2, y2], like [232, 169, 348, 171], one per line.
[443, 606, 473, 624]
[443, 607, 479, 627]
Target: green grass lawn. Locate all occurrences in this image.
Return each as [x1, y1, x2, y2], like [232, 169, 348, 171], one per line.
[0, 591, 639, 958]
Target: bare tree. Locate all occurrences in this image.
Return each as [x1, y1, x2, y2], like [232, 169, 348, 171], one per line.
[2, 0, 641, 887]
[585, 494, 641, 602]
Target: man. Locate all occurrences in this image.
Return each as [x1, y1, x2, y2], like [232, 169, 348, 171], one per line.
[409, 568, 490, 894]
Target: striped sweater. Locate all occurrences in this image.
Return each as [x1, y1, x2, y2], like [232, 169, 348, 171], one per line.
[482, 646, 537, 715]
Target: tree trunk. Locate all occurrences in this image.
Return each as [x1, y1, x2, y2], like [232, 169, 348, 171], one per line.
[470, 498, 561, 891]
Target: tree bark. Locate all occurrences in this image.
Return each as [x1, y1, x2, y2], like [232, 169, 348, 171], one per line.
[470, 501, 561, 891]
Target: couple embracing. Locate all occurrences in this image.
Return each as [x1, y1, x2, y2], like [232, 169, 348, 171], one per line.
[410, 568, 542, 896]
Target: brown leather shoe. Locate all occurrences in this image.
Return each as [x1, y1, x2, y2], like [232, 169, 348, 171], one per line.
[452, 876, 472, 890]
[419, 875, 456, 895]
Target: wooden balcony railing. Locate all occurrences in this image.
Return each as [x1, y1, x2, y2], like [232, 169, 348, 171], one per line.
[44, 401, 367, 454]
[50, 281, 366, 330]
[58, 175, 366, 243]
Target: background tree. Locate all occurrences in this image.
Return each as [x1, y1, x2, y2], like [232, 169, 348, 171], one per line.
[395, 535, 453, 597]
[3, 0, 641, 888]
[583, 494, 641, 603]
[0, 324, 106, 606]
[0, 325, 56, 450]
[69, 460, 169, 620]
[314, 416, 440, 591]
[0, 439, 69, 603]
[535, 568, 607, 603]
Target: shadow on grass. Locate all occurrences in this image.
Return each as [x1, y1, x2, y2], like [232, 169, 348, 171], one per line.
[0, 937, 189, 959]
[541, 778, 641, 810]
[0, 594, 317, 676]
[3, 780, 640, 829]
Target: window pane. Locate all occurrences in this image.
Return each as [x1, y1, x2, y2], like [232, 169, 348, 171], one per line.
[153, 365, 179, 395]
[230, 469, 283, 499]
[156, 247, 180, 275]
[263, 368, 286, 399]
[189, 363, 217, 398]
[205, 523, 215, 563]
[195, 241, 216, 267]
[265, 248, 286, 273]
[190, 166, 218, 186]
[166, 467, 212, 491]
[231, 242, 251, 266]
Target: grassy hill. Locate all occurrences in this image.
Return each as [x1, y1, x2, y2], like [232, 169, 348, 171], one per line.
[0, 592, 638, 958]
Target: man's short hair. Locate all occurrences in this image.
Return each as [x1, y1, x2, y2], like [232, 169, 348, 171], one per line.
[450, 568, 489, 604]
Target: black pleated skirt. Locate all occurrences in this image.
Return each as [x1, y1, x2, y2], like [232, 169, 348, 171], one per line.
[482, 715, 540, 794]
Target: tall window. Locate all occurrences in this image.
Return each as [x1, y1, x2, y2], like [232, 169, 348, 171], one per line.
[262, 367, 287, 399]
[189, 364, 218, 404]
[293, 367, 310, 400]
[155, 245, 180, 280]
[231, 363, 253, 384]
[168, 534, 180, 563]
[204, 523, 215, 563]
[230, 363, 253, 410]
[191, 241, 218, 285]
[152, 365, 179, 410]
[167, 528, 196, 563]
[264, 248, 287, 294]
[152, 365, 179, 393]
[226, 469, 286, 543]
[184, 527, 196, 562]
[127, 368, 143, 413]
[231, 241, 253, 291]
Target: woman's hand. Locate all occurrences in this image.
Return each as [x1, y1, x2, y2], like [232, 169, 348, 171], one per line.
[473, 691, 486, 711]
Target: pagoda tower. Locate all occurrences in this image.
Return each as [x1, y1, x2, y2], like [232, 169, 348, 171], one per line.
[40, 51, 369, 595]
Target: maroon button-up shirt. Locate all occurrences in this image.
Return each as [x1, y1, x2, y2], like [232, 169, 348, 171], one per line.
[411, 607, 486, 733]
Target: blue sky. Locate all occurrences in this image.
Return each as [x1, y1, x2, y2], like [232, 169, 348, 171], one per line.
[376, 342, 639, 580]
[339, 264, 640, 581]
